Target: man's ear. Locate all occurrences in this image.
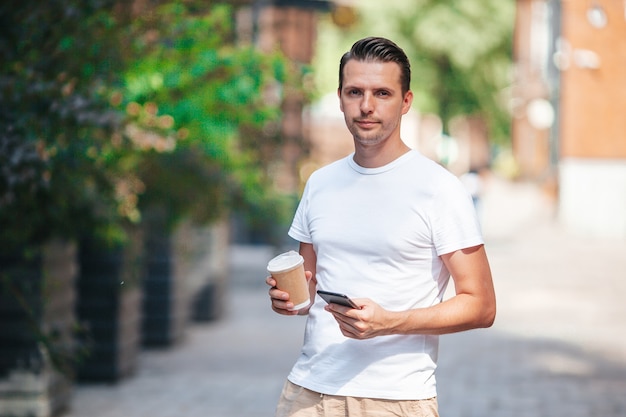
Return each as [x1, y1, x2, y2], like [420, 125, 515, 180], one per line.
[402, 90, 414, 115]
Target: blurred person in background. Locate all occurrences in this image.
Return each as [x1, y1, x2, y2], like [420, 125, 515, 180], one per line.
[460, 168, 484, 223]
[267, 37, 496, 417]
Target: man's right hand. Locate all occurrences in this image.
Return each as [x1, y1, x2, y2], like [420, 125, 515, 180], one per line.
[266, 271, 313, 316]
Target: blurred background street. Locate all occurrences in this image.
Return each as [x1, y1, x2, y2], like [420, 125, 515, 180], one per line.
[3, 2, 626, 417]
[63, 177, 626, 417]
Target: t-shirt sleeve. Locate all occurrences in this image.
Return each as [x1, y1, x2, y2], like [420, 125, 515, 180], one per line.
[288, 182, 313, 244]
[432, 175, 484, 256]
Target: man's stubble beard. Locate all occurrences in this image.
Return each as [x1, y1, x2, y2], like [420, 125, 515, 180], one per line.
[347, 117, 399, 148]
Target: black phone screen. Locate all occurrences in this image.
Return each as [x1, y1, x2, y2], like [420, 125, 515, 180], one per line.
[316, 290, 361, 309]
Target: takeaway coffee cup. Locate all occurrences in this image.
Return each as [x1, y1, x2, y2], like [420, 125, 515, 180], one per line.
[267, 251, 310, 310]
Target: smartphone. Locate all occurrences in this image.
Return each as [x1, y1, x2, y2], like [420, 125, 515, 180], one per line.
[316, 290, 361, 309]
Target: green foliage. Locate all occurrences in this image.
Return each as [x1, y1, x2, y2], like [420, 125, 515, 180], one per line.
[0, 0, 135, 248]
[118, 2, 296, 233]
[1, 1, 298, 247]
[392, 0, 515, 143]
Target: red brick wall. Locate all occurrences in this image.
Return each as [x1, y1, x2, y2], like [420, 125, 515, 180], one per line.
[560, 0, 626, 158]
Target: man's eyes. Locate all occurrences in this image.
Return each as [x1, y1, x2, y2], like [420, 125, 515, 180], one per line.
[347, 90, 390, 96]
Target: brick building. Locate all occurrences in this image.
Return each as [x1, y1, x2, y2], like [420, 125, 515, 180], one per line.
[513, 0, 626, 238]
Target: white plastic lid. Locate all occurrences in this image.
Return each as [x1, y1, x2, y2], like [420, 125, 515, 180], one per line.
[267, 250, 304, 273]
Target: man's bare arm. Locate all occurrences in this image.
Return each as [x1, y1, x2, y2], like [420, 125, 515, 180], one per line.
[325, 244, 496, 339]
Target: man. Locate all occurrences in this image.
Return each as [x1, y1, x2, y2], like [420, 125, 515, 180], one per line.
[266, 37, 496, 417]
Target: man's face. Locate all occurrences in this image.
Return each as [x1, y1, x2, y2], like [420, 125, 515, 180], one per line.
[338, 59, 412, 148]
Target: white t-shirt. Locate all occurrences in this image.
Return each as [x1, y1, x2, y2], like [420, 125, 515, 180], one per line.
[287, 150, 483, 400]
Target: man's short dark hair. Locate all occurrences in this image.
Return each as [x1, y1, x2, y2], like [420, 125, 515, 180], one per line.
[339, 37, 411, 95]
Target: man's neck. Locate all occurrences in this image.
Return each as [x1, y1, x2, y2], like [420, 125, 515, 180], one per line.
[352, 139, 411, 168]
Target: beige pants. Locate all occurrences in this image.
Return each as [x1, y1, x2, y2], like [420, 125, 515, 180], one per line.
[275, 381, 439, 417]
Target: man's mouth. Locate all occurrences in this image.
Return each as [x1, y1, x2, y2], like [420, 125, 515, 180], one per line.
[355, 119, 378, 128]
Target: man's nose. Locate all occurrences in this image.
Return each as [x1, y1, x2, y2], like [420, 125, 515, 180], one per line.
[360, 93, 373, 113]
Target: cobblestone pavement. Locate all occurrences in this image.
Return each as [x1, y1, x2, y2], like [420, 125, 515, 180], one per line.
[63, 178, 626, 417]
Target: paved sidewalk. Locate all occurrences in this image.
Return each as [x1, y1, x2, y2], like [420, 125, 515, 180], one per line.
[437, 178, 626, 416]
[64, 177, 626, 417]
